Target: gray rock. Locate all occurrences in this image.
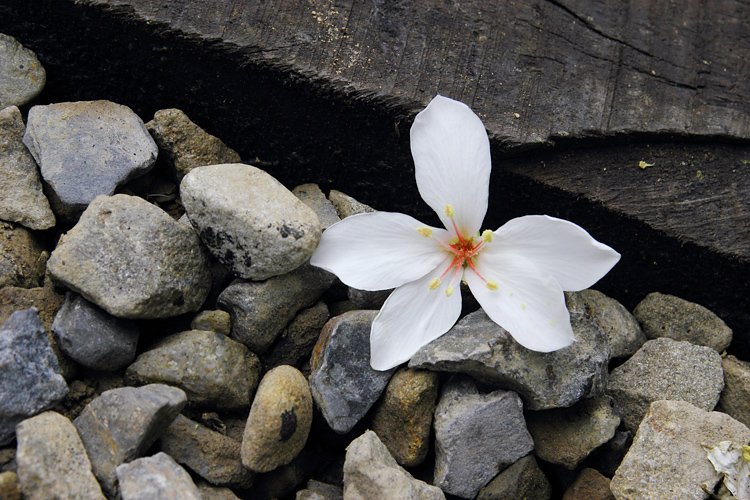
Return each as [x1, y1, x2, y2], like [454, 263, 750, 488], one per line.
[0, 308, 67, 445]
[331, 287, 392, 317]
[15, 411, 104, 499]
[410, 307, 609, 410]
[343, 430, 445, 500]
[607, 337, 724, 432]
[0, 34, 45, 108]
[160, 414, 254, 489]
[23, 100, 157, 219]
[293, 183, 340, 229]
[433, 377, 534, 498]
[567, 289, 645, 360]
[47, 194, 211, 319]
[477, 455, 551, 500]
[116, 452, 201, 500]
[197, 482, 242, 500]
[190, 309, 231, 335]
[146, 108, 241, 180]
[52, 293, 139, 371]
[242, 365, 312, 472]
[309, 311, 395, 434]
[296, 480, 343, 500]
[525, 396, 620, 470]
[327, 190, 374, 218]
[562, 468, 614, 500]
[0, 221, 47, 289]
[719, 355, 750, 428]
[633, 292, 733, 352]
[0, 106, 55, 229]
[218, 264, 334, 353]
[0, 471, 21, 500]
[181, 163, 321, 280]
[125, 329, 260, 410]
[371, 368, 439, 467]
[263, 301, 330, 369]
[611, 400, 750, 499]
[73, 384, 187, 495]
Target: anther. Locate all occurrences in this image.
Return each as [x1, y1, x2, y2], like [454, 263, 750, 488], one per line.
[444, 204, 455, 218]
[416, 227, 433, 237]
[445, 286, 454, 297]
[428, 278, 441, 290]
[481, 230, 493, 243]
[486, 280, 499, 291]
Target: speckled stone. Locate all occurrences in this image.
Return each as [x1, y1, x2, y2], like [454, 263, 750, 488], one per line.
[181, 163, 321, 280]
[0, 106, 55, 230]
[190, 309, 231, 335]
[0, 34, 45, 108]
[242, 365, 312, 473]
[526, 396, 620, 470]
[607, 337, 724, 432]
[562, 468, 614, 500]
[0, 221, 47, 289]
[125, 329, 261, 410]
[293, 183, 340, 229]
[611, 400, 750, 500]
[327, 190, 374, 218]
[633, 292, 732, 353]
[477, 455, 551, 500]
[116, 452, 200, 500]
[718, 355, 750, 428]
[146, 108, 241, 180]
[15, 411, 104, 499]
[371, 368, 439, 467]
[47, 194, 212, 319]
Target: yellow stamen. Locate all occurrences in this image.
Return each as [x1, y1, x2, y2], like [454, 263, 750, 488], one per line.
[445, 286, 454, 297]
[416, 227, 433, 237]
[428, 278, 441, 290]
[481, 230, 493, 242]
[448, 236, 459, 245]
[520, 303, 527, 310]
[444, 204, 455, 218]
[486, 280, 499, 291]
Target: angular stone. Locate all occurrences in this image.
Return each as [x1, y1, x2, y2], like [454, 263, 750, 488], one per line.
[343, 430, 445, 500]
[181, 163, 321, 280]
[73, 384, 187, 495]
[562, 468, 614, 500]
[634, 292, 733, 353]
[197, 482, 242, 500]
[159, 414, 254, 489]
[47, 194, 211, 319]
[567, 289, 645, 360]
[190, 309, 231, 335]
[719, 355, 750, 428]
[0, 309, 67, 445]
[410, 307, 609, 410]
[477, 455, 551, 500]
[263, 301, 330, 369]
[293, 183, 340, 229]
[0, 471, 21, 500]
[0, 221, 47, 289]
[218, 264, 334, 353]
[433, 377, 534, 498]
[146, 108, 241, 180]
[0, 106, 55, 229]
[607, 337, 724, 432]
[15, 411, 104, 499]
[242, 365, 312, 472]
[611, 400, 750, 500]
[23, 100, 158, 219]
[116, 452, 201, 500]
[309, 311, 395, 434]
[125, 329, 260, 410]
[371, 368, 439, 467]
[52, 293, 139, 371]
[0, 34, 45, 108]
[296, 480, 343, 500]
[327, 190, 374, 218]
[526, 396, 620, 470]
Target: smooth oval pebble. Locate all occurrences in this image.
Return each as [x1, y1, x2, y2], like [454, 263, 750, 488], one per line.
[241, 365, 312, 473]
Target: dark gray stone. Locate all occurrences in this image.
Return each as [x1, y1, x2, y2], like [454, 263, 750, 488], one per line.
[73, 384, 187, 495]
[0, 34, 45, 108]
[309, 311, 395, 434]
[218, 264, 334, 353]
[125, 329, 261, 410]
[0, 106, 55, 230]
[477, 455, 551, 500]
[433, 377, 534, 498]
[410, 307, 609, 410]
[116, 452, 201, 500]
[263, 301, 330, 369]
[47, 194, 212, 319]
[0, 308, 67, 445]
[52, 293, 139, 371]
[23, 100, 158, 220]
[293, 183, 340, 230]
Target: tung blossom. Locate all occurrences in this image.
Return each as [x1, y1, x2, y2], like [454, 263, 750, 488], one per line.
[311, 95, 621, 370]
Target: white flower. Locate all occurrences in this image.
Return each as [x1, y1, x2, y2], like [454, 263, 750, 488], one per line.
[311, 95, 621, 370]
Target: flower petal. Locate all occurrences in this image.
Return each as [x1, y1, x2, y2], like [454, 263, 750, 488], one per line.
[410, 95, 491, 236]
[490, 215, 620, 292]
[466, 251, 574, 352]
[310, 211, 448, 291]
[370, 264, 463, 370]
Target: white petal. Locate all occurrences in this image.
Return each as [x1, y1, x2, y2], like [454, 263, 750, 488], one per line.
[370, 264, 463, 370]
[410, 95, 491, 236]
[310, 211, 448, 291]
[466, 251, 574, 352]
[490, 215, 620, 291]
